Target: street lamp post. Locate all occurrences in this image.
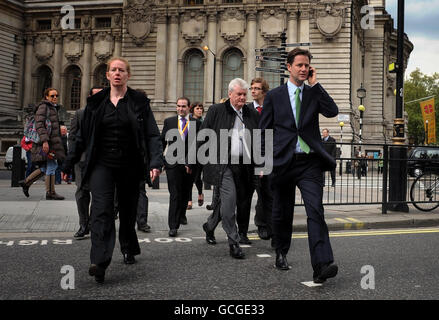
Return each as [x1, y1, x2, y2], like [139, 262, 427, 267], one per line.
[339, 121, 344, 176]
[203, 45, 216, 105]
[387, 0, 409, 213]
[357, 83, 367, 154]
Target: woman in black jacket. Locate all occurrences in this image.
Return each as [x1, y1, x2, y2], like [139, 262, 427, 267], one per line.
[62, 57, 163, 283]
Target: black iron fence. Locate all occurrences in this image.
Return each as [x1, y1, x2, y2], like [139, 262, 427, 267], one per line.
[294, 142, 439, 213]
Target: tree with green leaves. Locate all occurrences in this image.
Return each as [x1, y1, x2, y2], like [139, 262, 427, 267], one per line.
[404, 69, 439, 145]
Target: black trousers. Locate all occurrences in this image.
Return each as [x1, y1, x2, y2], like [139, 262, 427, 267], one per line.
[271, 157, 334, 272]
[253, 175, 273, 234]
[136, 181, 149, 227]
[166, 165, 194, 230]
[89, 164, 141, 267]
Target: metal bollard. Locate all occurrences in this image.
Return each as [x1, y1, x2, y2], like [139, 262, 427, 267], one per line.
[11, 145, 25, 187]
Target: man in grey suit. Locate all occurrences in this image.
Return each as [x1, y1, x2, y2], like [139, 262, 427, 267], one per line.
[199, 78, 259, 259]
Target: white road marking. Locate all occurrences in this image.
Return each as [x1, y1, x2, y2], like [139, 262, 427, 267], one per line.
[301, 281, 323, 287]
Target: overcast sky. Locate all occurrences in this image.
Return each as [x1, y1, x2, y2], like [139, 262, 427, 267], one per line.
[386, 0, 439, 77]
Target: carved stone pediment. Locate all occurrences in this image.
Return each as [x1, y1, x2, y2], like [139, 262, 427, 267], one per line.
[260, 9, 286, 43]
[64, 34, 83, 64]
[181, 11, 206, 45]
[94, 32, 114, 63]
[315, 2, 345, 39]
[34, 35, 54, 63]
[125, 0, 154, 46]
[220, 8, 246, 46]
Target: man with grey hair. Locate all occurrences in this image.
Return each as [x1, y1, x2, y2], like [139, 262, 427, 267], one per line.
[197, 78, 259, 259]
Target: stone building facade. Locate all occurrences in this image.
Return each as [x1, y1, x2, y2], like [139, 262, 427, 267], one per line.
[0, 0, 413, 162]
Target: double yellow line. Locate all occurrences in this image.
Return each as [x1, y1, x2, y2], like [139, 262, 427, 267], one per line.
[248, 228, 439, 240]
[296, 227, 439, 239]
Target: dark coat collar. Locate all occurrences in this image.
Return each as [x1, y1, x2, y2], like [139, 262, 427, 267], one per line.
[224, 98, 252, 117]
[86, 86, 149, 112]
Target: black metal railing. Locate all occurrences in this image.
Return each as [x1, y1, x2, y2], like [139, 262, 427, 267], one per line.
[293, 142, 439, 213]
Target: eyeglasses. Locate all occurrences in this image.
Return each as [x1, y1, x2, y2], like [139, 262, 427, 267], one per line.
[49, 94, 59, 98]
[250, 87, 262, 91]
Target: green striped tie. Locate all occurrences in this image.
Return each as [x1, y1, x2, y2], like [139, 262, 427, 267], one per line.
[295, 88, 310, 154]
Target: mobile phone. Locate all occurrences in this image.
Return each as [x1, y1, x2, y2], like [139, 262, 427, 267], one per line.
[308, 67, 314, 79]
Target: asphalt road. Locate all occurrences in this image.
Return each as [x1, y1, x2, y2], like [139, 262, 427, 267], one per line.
[1, 227, 439, 301]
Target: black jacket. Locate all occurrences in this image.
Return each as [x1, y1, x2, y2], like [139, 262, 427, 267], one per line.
[260, 82, 338, 173]
[198, 99, 260, 186]
[322, 135, 337, 159]
[62, 87, 163, 187]
[161, 115, 202, 169]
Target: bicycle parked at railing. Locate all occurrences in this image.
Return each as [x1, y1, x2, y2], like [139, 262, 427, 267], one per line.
[410, 168, 439, 211]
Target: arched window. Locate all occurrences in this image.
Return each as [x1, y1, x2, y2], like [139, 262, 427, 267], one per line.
[183, 49, 205, 103]
[65, 65, 82, 110]
[36, 65, 52, 100]
[221, 48, 244, 99]
[94, 64, 109, 88]
[260, 51, 284, 91]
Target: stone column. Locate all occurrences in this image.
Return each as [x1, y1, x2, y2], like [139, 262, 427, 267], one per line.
[247, 11, 257, 83]
[166, 13, 179, 105]
[23, 35, 34, 106]
[299, 5, 311, 42]
[287, 6, 299, 43]
[154, 14, 167, 105]
[206, 13, 217, 105]
[80, 34, 92, 108]
[52, 34, 63, 93]
[114, 34, 122, 57]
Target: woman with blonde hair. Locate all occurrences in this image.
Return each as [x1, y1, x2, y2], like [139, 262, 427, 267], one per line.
[62, 57, 163, 283]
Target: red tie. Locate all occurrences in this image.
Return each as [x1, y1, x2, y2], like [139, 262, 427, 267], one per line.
[256, 106, 262, 114]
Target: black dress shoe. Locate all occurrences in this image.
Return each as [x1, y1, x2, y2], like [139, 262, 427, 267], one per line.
[206, 204, 214, 211]
[180, 217, 188, 225]
[229, 244, 245, 259]
[238, 233, 252, 244]
[123, 253, 136, 265]
[313, 263, 338, 283]
[89, 264, 105, 283]
[169, 229, 178, 237]
[257, 227, 271, 240]
[202, 223, 216, 245]
[74, 226, 89, 238]
[137, 224, 151, 233]
[275, 251, 290, 270]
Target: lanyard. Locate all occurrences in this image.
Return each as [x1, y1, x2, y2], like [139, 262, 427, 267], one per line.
[178, 118, 189, 136]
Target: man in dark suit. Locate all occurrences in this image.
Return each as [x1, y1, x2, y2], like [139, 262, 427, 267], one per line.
[248, 77, 273, 242]
[322, 128, 337, 187]
[69, 86, 103, 238]
[259, 48, 339, 283]
[199, 78, 259, 259]
[162, 97, 201, 237]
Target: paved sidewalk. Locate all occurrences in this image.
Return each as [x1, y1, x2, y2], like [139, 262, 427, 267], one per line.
[1, 176, 439, 237]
